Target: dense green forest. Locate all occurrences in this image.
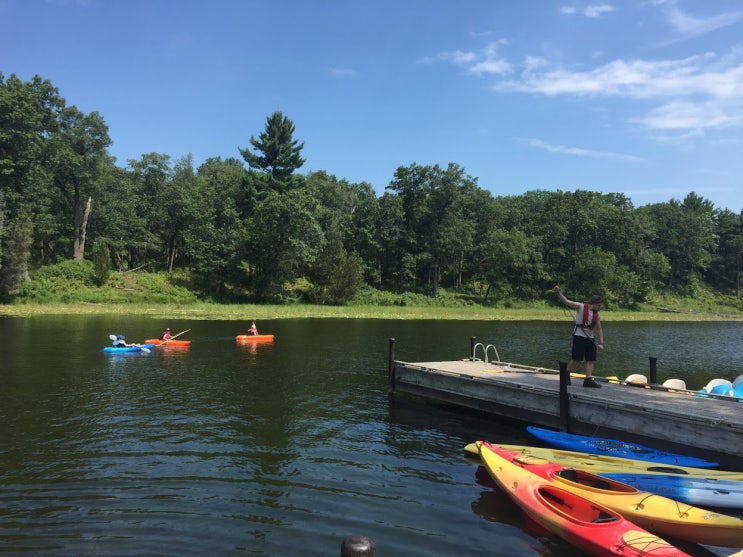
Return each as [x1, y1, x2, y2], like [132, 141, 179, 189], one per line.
[2, 73, 743, 308]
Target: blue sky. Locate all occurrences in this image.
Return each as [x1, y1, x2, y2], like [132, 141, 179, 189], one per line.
[2, 1, 743, 212]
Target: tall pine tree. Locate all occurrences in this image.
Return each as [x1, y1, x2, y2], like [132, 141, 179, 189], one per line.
[239, 111, 305, 192]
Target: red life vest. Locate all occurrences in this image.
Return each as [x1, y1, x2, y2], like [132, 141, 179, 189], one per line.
[580, 303, 598, 330]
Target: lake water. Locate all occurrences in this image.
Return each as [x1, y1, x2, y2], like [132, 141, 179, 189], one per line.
[1, 315, 742, 556]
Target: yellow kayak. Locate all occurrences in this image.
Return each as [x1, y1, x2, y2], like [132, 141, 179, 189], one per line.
[464, 443, 743, 480]
[478, 441, 692, 557]
[476, 441, 743, 547]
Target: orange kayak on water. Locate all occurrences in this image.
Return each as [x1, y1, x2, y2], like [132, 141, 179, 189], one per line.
[236, 334, 274, 342]
[143, 339, 192, 347]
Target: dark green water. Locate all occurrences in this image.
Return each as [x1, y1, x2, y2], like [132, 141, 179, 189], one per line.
[1, 315, 741, 556]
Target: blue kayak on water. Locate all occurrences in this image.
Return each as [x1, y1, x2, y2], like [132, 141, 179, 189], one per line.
[103, 344, 155, 354]
[600, 473, 743, 509]
[526, 426, 719, 468]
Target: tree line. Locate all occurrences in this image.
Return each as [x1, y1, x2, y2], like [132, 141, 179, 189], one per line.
[1, 73, 742, 306]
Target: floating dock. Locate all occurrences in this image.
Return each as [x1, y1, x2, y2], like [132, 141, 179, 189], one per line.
[387, 338, 743, 468]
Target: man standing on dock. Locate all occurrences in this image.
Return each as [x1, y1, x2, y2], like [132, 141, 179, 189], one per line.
[553, 286, 605, 388]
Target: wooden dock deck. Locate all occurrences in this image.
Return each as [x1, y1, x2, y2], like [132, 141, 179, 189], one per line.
[387, 342, 743, 468]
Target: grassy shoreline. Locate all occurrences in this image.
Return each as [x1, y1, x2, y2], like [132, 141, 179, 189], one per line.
[2, 302, 742, 322]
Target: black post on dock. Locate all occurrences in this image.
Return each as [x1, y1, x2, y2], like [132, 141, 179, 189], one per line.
[648, 356, 658, 384]
[341, 534, 376, 556]
[470, 336, 477, 360]
[388, 338, 396, 391]
[558, 361, 570, 432]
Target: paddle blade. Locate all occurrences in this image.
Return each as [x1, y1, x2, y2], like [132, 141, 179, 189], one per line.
[109, 334, 118, 340]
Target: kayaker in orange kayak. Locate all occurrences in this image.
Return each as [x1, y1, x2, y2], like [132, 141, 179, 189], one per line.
[247, 322, 258, 335]
[161, 327, 172, 340]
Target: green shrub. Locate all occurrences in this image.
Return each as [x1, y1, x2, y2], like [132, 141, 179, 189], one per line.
[32, 260, 96, 284]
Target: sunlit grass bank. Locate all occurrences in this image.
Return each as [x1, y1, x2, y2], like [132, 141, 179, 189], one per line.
[3, 265, 742, 321]
[2, 302, 741, 322]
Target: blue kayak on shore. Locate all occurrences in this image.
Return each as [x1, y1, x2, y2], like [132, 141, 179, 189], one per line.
[600, 473, 743, 509]
[103, 344, 155, 354]
[526, 426, 719, 468]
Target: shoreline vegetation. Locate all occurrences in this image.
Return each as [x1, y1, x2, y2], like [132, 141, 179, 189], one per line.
[4, 266, 742, 322]
[2, 302, 742, 322]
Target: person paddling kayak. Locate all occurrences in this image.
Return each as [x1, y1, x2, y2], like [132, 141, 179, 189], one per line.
[113, 334, 130, 347]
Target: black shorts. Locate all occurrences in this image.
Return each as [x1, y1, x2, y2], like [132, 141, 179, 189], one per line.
[571, 335, 597, 362]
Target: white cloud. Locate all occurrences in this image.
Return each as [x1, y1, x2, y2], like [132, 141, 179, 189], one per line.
[633, 99, 743, 130]
[438, 50, 478, 66]
[560, 4, 615, 18]
[494, 52, 743, 132]
[438, 41, 512, 76]
[496, 54, 743, 99]
[585, 4, 615, 18]
[525, 138, 647, 163]
[468, 59, 511, 76]
[330, 68, 357, 77]
[661, 2, 743, 38]
[435, 6, 743, 137]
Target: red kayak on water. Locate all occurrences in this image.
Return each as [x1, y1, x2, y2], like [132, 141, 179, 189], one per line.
[478, 441, 692, 557]
[477, 441, 743, 547]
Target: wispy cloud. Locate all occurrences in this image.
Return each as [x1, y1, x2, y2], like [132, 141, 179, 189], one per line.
[560, 4, 615, 18]
[434, 4, 743, 138]
[632, 99, 743, 130]
[525, 138, 647, 163]
[496, 54, 743, 98]
[437, 41, 512, 76]
[657, 0, 743, 38]
[329, 68, 357, 77]
[495, 53, 743, 132]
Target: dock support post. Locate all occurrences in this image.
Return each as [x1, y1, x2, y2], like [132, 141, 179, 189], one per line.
[648, 356, 657, 384]
[470, 336, 477, 359]
[341, 534, 376, 556]
[388, 338, 396, 392]
[559, 361, 570, 432]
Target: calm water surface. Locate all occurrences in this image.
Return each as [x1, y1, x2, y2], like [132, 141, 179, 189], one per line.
[1, 315, 742, 556]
